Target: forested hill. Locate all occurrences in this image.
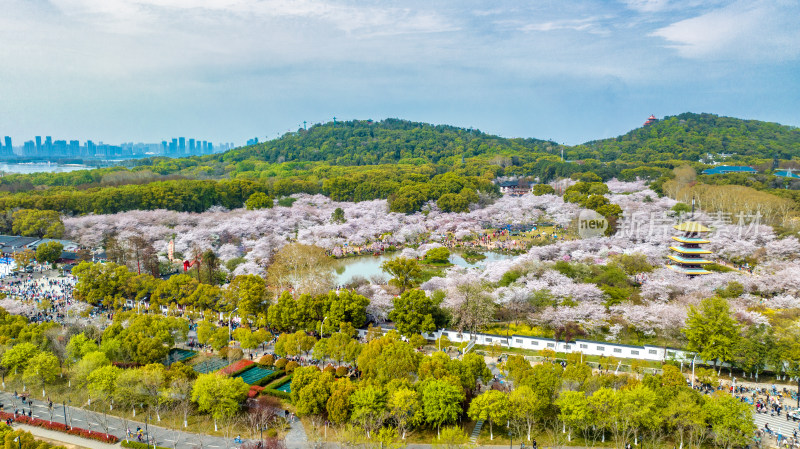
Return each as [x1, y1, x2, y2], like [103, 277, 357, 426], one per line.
[575, 112, 800, 163]
[222, 118, 562, 165]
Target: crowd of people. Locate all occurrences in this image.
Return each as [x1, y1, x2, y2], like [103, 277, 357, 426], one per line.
[0, 269, 83, 325]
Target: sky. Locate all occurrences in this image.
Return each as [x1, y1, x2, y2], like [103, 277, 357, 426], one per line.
[1, 0, 798, 146]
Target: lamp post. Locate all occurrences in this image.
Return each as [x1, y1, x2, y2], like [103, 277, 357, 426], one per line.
[319, 316, 328, 338]
[509, 430, 513, 449]
[691, 354, 698, 389]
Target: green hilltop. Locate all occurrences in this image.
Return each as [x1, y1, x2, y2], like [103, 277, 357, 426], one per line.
[0, 113, 797, 218]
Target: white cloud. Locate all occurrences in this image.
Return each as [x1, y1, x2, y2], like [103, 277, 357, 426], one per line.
[651, 0, 800, 61]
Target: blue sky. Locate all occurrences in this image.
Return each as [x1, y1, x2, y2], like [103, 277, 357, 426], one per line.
[1, 0, 798, 145]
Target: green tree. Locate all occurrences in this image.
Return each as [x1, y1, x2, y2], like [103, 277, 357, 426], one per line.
[388, 289, 445, 337]
[66, 333, 99, 364]
[421, 379, 465, 438]
[191, 373, 249, 431]
[331, 207, 346, 224]
[532, 184, 555, 196]
[1, 342, 39, 375]
[381, 258, 424, 292]
[467, 390, 509, 440]
[423, 247, 451, 264]
[704, 392, 755, 449]
[508, 385, 543, 442]
[225, 275, 269, 322]
[388, 388, 423, 440]
[87, 364, 121, 400]
[557, 390, 594, 444]
[12, 249, 35, 272]
[35, 241, 63, 266]
[12, 209, 65, 238]
[432, 426, 470, 449]
[350, 385, 388, 439]
[684, 297, 740, 371]
[22, 352, 60, 395]
[663, 390, 708, 449]
[71, 351, 111, 388]
[244, 192, 274, 210]
[326, 378, 356, 424]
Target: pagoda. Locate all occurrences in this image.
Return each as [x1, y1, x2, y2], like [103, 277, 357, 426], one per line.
[667, 221, 712, 276]
[643, 114, 657, 126]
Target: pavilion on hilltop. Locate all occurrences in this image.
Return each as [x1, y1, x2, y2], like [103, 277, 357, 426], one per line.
[667, 221, 712, 276]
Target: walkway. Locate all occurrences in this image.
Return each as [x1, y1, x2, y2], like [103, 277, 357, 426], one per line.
[14, 423, 118, 449]
[284, 420, 308, 449]
[0, 390, 249, 449]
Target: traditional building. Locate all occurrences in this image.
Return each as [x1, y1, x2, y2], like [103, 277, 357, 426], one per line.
[667, 221, 712, 276]
[701, 165, 757, 175]
[643, 114, 658, 126]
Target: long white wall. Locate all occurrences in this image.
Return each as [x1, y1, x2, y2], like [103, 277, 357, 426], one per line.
[357, 327, 696, 363]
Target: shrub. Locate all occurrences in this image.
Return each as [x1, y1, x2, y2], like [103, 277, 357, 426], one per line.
[218, 359, 255, 376]
[285, 361, 299, 373]
[335, 366, 348, 378]
[323, 365, 336, 375]
[262, 389, 291, 400]
[248, 385, 265, 398]
[258, 354, 275, 366]
[274, 358, 288, 370]
[0, 411, 119, 443]
[121, 441, 171, 449]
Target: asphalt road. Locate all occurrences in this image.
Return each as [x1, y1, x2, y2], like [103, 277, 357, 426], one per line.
[0, 390, 239, 449]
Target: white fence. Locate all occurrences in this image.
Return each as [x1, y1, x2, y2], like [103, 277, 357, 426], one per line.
[357, 326, 696, 363]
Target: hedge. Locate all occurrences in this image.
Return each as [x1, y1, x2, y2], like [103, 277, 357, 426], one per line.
[265, 374, 292, 390]
[122, 440, 171, 449]
[254, 369, 285, 387]
[261, 389, 291, 400]
[0, 411, 119, 443]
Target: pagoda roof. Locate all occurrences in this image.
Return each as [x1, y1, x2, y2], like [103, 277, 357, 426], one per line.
[672, 236, 710, 244]
[673, 222, 710, 233]
[667, 265, 712, 275]
[668, 254, 712, 265]
[670, 245, 712, 255]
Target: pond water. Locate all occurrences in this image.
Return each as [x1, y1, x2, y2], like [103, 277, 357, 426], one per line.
[332, 251, 518, 285]
[0, 162, 92, 173]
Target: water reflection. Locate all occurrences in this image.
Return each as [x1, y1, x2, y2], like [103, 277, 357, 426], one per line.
[332, 251, 517, 285]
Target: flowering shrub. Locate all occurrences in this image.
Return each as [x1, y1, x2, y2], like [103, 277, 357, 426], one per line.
[247, 385, 265, 398]
[218, 359, 254, 376]
[0, 411, 119, 443]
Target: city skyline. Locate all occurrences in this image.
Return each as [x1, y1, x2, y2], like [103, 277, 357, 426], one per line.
[1, 1, 797, 146]
[0, 134, 236, 159]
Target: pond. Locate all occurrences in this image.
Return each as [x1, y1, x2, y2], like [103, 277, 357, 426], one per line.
[332, 251, 517, 285]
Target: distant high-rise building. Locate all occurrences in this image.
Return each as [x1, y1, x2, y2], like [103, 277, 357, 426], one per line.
[179, 137, 186, 154]
[45, 136, 53, 153]
[189, 138, 195, 154]
[24, 140, 34, 153]
[70, 140, 80, 156]
[3, 136, 11, 155]
[35, 136, 42, 152]
[161, 141, 168, 154]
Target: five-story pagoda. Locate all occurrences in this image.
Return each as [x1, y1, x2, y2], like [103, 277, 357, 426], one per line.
[667, 221, 712, 276]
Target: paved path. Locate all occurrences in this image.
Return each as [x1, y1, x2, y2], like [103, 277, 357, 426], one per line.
[14, 423, 119, 449]
[284, 420, 308, 449]
[0, 390, 239, 449]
